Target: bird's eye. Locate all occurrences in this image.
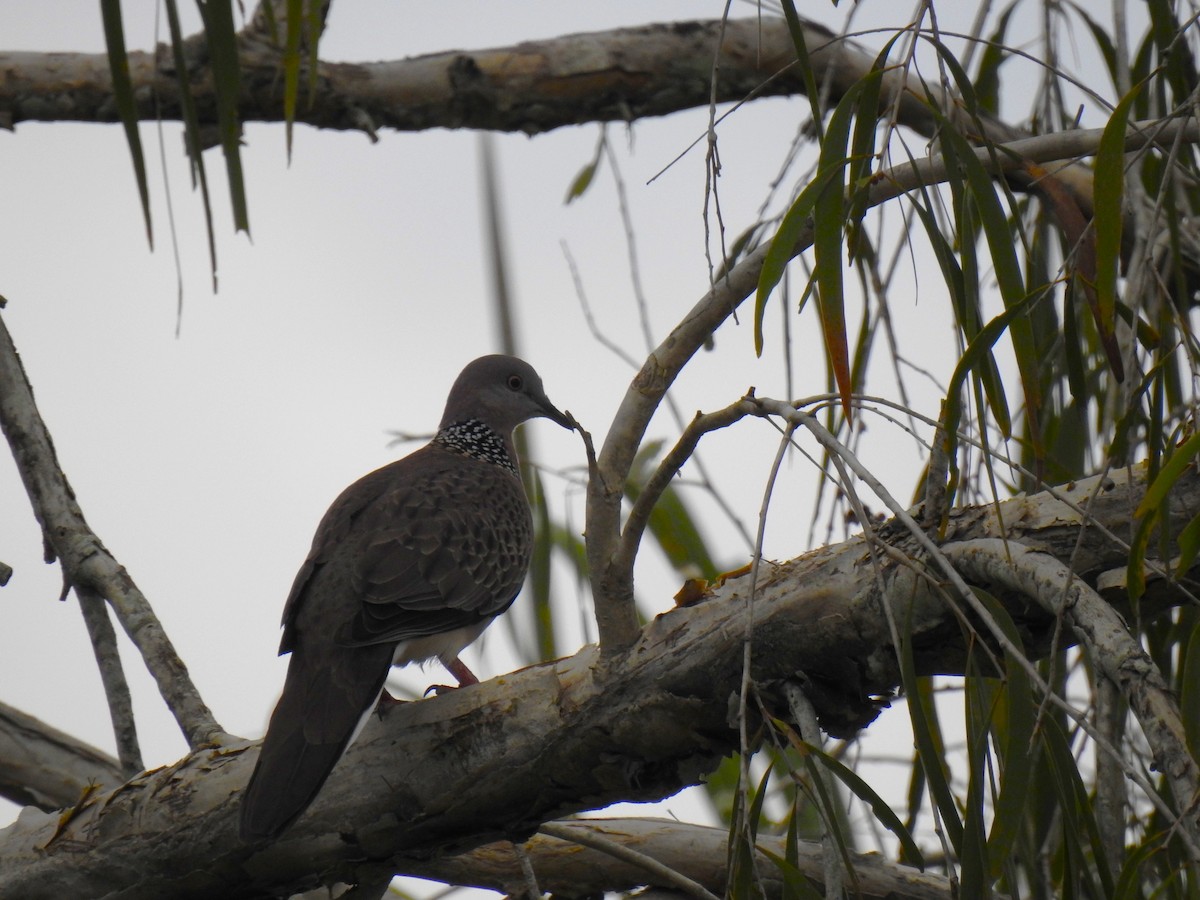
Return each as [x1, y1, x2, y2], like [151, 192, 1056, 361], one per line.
[507, 374, 524, 391]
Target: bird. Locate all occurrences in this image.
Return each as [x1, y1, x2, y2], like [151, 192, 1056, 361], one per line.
[239, 354, 573, 843]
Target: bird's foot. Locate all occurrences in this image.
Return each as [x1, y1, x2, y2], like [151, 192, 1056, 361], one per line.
[375, 689, 404, 718]
[423, 657, 481, 696]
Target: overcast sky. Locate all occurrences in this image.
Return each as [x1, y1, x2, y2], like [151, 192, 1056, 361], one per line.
[0, 2, 1121, 895]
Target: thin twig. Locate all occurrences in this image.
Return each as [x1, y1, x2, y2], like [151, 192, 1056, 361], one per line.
[785, 683, 844, 900]
[747, 394, 1200, 860]
[586, 116, 1200, 656]
[0, 312, 226, 750]
[76, 586, 143, 776]
[512, 841, 543, 899]
[539, 821, 721, 900]
[615, 399, 756, 583]
[944, 538, 1200, 853]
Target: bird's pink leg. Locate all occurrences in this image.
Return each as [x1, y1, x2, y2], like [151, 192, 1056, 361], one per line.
[444, 656, 480, 686]
[423, 657, 481, 696]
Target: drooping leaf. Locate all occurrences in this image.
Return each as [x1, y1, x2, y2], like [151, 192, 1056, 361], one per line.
[778, 0, 826, 142]
[927, 41, 1045, 461]
[99, 0, 152, 246]
[811, 86, 855, 421]
[789, 735, 925, 868]
[899, 597, 963, 852]
[1179, 619, 1200, 759]
[283, 0, 303, 160]
[973, 2, 1017, 115]
[163, 0, 218, 291]
[1135, 430, 1200, 518]
[1093, 81, 1147, 382]
[197, 0, 250, 235]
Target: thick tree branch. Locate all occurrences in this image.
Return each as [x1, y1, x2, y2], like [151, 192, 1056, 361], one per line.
[0, 461, 1193, 898]
[944, 538, 1200, 848]
[447, 818, 952, 900]
[0, 312, 226, 749]
[0, 18, 820, 136]
[0, 701, 123, 811]
[586, 117, 1200, 654]
[538, 821, 720, 900]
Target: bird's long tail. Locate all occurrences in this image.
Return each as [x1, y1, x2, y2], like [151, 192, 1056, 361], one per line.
[239, 643, 393, 843]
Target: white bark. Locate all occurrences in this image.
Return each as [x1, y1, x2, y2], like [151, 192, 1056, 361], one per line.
[0, 463, 1192, 898]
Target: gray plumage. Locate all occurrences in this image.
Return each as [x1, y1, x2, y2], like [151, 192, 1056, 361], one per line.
[240, 355, 572, 843]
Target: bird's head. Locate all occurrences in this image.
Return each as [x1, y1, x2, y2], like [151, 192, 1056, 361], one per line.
[440, 354, 574, 436]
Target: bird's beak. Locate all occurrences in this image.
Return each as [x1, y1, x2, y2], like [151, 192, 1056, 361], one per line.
[538, 396, 576, 431]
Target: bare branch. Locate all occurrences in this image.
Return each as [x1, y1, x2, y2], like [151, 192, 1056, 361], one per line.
[0, 312, 226, 750]
[424, 818, 956, 900]
[587, 116, 1200, 655]
[0, 701, 123, 811]
[614, 399, 757, 587]
[0, 461, 1192, 897]
[0, 19, 820, 137]
[943, 538, 1200, 851]
[75, 586, 143, 775]
[538, 821, 720, 900]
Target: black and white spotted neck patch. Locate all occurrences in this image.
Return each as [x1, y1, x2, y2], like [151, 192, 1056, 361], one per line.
[434, 419, 517, 473]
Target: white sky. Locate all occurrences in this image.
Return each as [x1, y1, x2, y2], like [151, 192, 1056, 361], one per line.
[0, 2, 1125, 896]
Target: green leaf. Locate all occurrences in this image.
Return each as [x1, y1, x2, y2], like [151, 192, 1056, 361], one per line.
[526, 468, 557, 662]
[1113, 834, 1168, 899]
[1136, 431, 1200, 518]
[197, 0, 250, 234]
[1040, 715, 1114, 896]
[973, 2, 1017, 115]
[1180, 620, 1200, 759]
[565, 130, 606, 204]
[164, 0, 218, 290]
[778, 0, 826, 142]
[796, 739, 925, 868]
[757, 172, 826, 353]
[283, 0, 303, 160]
[908, 182, 1011, 442]
[1175, 511, 1200, 579]
[757, 64, 884, 362]
[899, 598, 963, 852]
[759, 845, 824, 900]
[1093, 81, 1146, 379]
[942, 295, 1040, 469]
[727, 760, 773, 899]
[99, 0, 152, 246]
[811, 87, 856, 420]
[1129, 431, 1200, 602]
[973, 590, 1036, 878]
[1063, 1, 1119, 92]
[961, 667, 993, 898]
[926, 41, 1044, 457]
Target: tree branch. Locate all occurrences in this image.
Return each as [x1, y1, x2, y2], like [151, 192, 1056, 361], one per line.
[538, 821, 720, 900]
[0, 312, 226, 750]
[0, 701, 124, 811]
[585, 115, 1200, 655]
[417, 818, 957, 900]
[75, 586, 143, 776]
[943, 538, 1200, 850]
[0, 460, 1192, 898]
[0, 18, 816, 136]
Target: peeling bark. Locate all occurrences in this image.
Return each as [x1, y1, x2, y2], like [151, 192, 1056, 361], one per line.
[0, 463, 1192, 898]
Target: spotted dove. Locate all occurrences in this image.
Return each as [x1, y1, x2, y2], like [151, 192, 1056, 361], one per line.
[239, 355, 572, 842]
